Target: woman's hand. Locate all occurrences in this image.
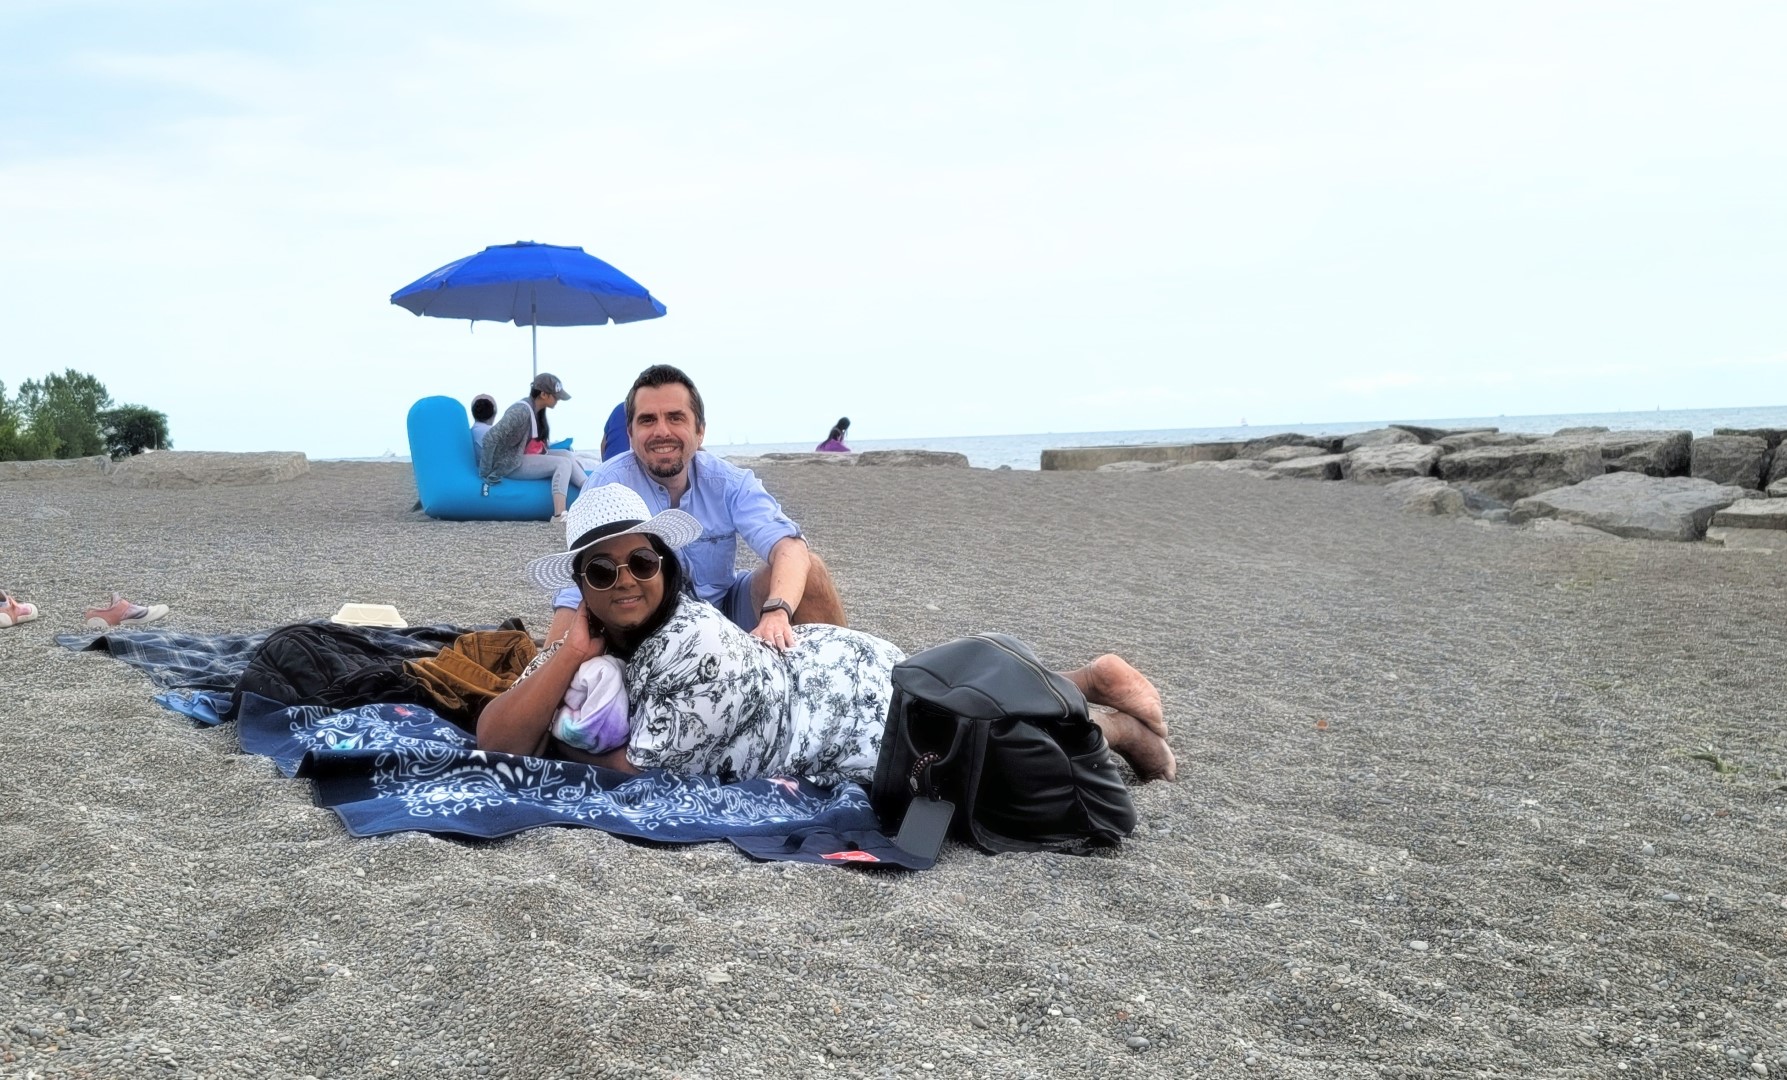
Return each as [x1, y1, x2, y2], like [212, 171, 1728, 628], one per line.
[478, 603, 602, 758]
[564, 600, 607, 664]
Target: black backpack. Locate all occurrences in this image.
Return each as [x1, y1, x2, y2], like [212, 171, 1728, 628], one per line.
[870, 634, 1138, 860]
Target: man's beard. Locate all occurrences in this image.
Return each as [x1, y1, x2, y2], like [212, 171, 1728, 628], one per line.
[644, 452, 686, 480]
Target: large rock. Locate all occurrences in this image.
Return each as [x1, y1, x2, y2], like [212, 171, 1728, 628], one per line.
[1340, 427, 1421, 451]
[1382, 477, 1465, 516]
[1041, 442, 1241, 470]
[856, 450, 970, 468]
[1434, 431, 1541, 452]
[1434, 441, 1605, 502]
[1236, 432, 1343, 457]
[1343, 444, 1441, 484]
[1714, 426, 1787, 449]
[1095, 460, 1167, 473]
[1553, 426, 1610, 436]
[733, 449, 970, 469]
[1259, 445, 1330, 463]
[1388, 424, 1495, 444]
[729, 453, 856, 468]
[1704, 527, 1787, 552]
[1433, 429, 1692, 501]
[1709, 499, 1787, 531]
[1458, 486, 1509, 515]
[1236, 432, 1319, 457]
[1586, 430, 1692, 476]
[1689, 435, 1768, 489]
[0, 455, 110, 482]
[1267, 454, 1347, 481]
[1765, 448, 1787, 489]
[1770, 477, 1787, 498]
[1164, 458, 1271, 473]
[108, 451, 309, 489]
[1509, 472, 1752, 542]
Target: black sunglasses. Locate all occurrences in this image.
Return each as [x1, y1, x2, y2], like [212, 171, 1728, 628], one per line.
[577, 547, 664, 591]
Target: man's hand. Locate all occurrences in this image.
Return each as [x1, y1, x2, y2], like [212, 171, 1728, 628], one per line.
[752, 607, 799, 652]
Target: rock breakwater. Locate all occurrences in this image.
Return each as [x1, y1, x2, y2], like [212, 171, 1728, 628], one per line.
[1070, 424, 1787, 544]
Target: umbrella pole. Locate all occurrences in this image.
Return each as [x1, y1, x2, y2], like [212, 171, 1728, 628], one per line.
[530, 292, 539, 377]
[532, 322, 538, 378]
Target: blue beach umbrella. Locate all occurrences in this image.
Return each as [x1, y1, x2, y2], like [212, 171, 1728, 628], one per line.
[390, 241, 667, 375]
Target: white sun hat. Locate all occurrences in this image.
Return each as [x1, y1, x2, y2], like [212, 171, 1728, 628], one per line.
[524, 484, 701, 591]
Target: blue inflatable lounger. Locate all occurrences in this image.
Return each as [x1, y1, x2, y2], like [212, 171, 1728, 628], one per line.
[407, 395, 584, 521]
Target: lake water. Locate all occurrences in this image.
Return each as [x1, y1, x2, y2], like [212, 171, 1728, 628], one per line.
[706, 405, 1787, 471]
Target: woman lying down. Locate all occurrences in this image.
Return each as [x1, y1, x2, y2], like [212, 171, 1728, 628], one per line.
[478, 485, 1176, 787]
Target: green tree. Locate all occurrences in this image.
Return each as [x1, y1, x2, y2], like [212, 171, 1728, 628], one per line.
[100, 405, 172, 459]
[0, 380, 55, 461]
[19, 369, 112, 458]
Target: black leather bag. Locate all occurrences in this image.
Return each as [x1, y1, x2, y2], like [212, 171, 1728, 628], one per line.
[870, 633, 1138, 858]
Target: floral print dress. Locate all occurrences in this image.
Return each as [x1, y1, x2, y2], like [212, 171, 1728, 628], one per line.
[622, 598, 904, 786]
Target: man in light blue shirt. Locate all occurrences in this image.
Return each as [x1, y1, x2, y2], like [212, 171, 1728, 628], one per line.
[548, 364, 846, 651]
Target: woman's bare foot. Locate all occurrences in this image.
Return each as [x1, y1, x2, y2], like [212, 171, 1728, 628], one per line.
[1091, 706, 1177, 782]
[1070, 655, 1167, 738]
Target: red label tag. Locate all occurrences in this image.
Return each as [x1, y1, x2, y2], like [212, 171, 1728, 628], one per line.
[820, 850, 881, 863]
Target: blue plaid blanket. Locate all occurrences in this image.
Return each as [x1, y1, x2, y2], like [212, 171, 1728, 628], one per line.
[55, 622, 464, 691]
[56, 626, 276, 690]
[60, 627, 885, 848]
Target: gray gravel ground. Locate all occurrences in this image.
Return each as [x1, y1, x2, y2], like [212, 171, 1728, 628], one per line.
[3, 462, 1786, 1079]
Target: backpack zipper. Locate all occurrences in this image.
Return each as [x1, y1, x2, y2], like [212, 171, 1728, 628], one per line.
[973, 634, 1072, 715]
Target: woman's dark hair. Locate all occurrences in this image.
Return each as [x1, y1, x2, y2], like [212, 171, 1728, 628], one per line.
[527, 382, 557, 446]
[574, 533, 690, 661]
[835, 416, 850, 430]
[470, 397, 496, 423]
[826, 425, 844, 442]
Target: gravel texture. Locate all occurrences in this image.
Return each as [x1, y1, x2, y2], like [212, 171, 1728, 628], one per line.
[4, 462, 1787, 1079]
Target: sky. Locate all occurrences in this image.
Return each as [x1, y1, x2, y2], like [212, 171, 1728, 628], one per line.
[1, 1, 1783, 458]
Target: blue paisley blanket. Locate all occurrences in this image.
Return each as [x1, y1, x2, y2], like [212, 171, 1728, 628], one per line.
[236, 692, 879, 842]
[60, 629, 885, 848]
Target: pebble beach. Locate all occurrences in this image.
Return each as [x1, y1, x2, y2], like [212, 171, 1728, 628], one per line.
[4, 461, 1786, 1079]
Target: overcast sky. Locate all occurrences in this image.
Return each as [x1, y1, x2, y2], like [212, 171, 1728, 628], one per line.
[2, 1, 1782, 457]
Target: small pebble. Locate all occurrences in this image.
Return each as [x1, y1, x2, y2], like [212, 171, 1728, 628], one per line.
[1125, 1036, 1150, 1050]
[1641, 842, 1656, 856]
[1660, 892, 1682, 903]
[1751, 1064, 1768, 1077]
[1407, 940, 1429, 952]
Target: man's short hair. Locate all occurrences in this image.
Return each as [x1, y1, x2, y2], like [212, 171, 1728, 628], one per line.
[626, 364, 706, 430]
